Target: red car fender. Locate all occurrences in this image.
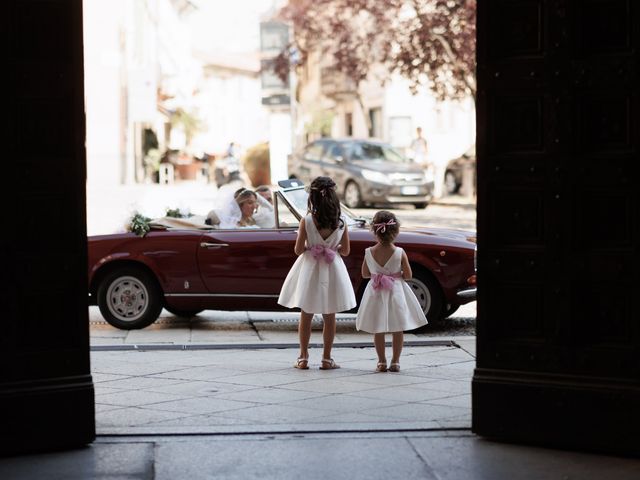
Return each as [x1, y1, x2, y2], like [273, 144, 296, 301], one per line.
[88, 251, 169, 292]
[404, 249, 444, 276]
[403, 249, 465, 302]
[405, 245, 475, 303]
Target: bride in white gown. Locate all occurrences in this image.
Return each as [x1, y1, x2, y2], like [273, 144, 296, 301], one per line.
[207, 184, 274, 229]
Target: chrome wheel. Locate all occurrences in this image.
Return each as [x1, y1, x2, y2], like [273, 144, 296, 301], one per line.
[97, 267, 163, 329]
[106, 276, 149, 322]
[406, 277, 432, 315]
[405, 269, 444, 324]
[344, 182, 362, 208]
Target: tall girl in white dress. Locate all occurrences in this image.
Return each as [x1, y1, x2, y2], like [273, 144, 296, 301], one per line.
[356, 211, 427, 372]
[278, 176, 356, 370]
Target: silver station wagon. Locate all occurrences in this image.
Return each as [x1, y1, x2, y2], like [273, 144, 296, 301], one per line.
[288, 138, 434, 209]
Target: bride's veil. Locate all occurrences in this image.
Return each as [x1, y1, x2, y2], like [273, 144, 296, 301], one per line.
[211, 184, 242, 228]
[254, 193, 275, 228]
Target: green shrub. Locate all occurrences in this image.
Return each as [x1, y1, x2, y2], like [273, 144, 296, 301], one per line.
[128, 213, 152, 237]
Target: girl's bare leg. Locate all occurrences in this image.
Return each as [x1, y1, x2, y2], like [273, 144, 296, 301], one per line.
[374, 333, 387, 363]
[321, 313, 336, 360]
[391, 331, 404, 364]
[298, 310, 313, 359]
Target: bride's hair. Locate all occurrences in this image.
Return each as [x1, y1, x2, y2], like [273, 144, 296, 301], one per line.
[308, 176, 342, 230]
[234, 188, 257, 206]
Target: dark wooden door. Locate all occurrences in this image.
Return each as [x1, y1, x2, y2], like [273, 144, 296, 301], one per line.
[474, 0, 640, 454]
[0, 0, 95, 454]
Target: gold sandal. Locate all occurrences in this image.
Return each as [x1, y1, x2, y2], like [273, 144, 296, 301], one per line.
[375, 362, 388, 373]
[294, 357, 309, 370]
[319, 358, 340, 370]
[388, 362, 400, 372]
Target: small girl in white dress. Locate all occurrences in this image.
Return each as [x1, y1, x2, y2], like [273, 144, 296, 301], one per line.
[278, 176, 357, 370]
[356, 211, 428, 372]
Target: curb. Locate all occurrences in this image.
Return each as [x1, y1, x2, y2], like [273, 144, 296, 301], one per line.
[90, 339, 458, 352]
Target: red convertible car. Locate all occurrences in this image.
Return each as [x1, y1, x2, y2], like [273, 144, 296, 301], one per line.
[88, 182, 477, 330]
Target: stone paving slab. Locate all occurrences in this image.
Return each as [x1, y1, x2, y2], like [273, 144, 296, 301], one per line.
[92, 345, 475, 435]
[89, 302, 477, 346]
[4, 432, 639, 480]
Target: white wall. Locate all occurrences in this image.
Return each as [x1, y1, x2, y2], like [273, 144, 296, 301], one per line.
[84, 0, 199, 185]
[295, 60, 475, 173]
[193, 68, 269, 155]
[269, 111, 292, 182]
[384, 76, 475, 167]
[383, 76, 475, 197]
[83, 0, 126, 186]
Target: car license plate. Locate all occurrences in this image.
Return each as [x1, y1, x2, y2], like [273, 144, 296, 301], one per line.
[401, 186, 419, 195]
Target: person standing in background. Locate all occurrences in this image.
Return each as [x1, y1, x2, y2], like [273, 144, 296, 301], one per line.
[226, 141, 237, 158]
[410, 127, 429, 166]
[410, 126, 443, 198]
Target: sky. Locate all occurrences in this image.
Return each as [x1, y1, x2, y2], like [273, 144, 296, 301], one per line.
[187, 0, 285, 54]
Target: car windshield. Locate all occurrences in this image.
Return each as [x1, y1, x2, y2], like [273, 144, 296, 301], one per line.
[281, 187, 361, 227]
[346, 142, 409, 164]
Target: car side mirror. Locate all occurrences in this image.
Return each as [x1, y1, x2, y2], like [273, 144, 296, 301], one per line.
[334, 155, 344, 163]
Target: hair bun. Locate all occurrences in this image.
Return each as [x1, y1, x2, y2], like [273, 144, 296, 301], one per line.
[314, 176, 335, 188]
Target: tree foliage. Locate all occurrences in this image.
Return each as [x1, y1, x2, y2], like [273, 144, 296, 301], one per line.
[275, 0, 476, 102]
[170, 108, 203, 146]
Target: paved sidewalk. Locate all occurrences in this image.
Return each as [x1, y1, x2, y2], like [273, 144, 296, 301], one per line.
[90, 303, 477, 434]
[89, 303, 477, 347]
[92, 343, 474, 435]
[3, 431, 639, 479]
[4, 305, 639, 477]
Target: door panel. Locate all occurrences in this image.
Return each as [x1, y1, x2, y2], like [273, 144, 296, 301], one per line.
[1, 0, 95, 455]
[474, 0, 640, 455]
[198, 229, 298, 301]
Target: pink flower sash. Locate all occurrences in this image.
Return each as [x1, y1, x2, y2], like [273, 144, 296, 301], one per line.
[307, 245, 336, 264]
[371, 272, 401, 291]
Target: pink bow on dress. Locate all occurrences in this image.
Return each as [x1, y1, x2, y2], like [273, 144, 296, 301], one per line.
[371, 272, 401, 291]
[308, 245, 336, 264]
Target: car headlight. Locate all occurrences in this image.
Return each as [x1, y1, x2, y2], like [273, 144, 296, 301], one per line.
[361, 169, 391, 185]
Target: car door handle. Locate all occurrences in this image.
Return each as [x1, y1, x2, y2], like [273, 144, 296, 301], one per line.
[200, 242, 229, 249]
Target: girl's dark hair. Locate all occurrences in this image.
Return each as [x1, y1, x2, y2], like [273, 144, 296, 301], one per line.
[307, 176, 343, 230]
[371, 210, 400, 244]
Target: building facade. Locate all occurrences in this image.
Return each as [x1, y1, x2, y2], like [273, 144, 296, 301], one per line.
[191, 51, 269, 158]
[295, 54, 476, 198]
[83, 0, 198, 186]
